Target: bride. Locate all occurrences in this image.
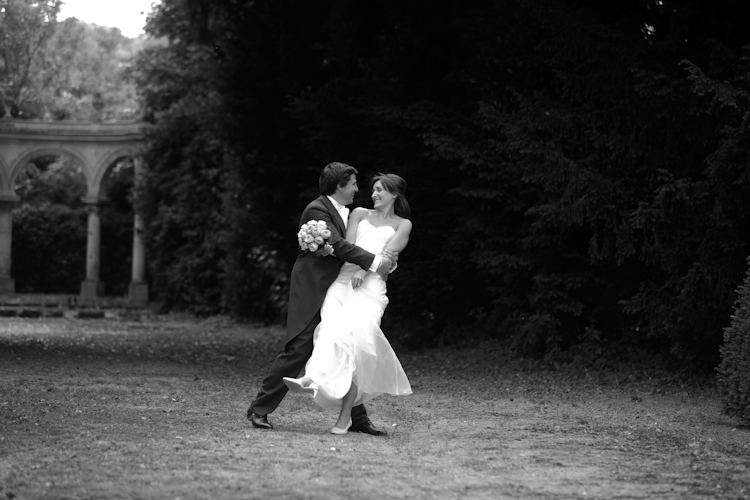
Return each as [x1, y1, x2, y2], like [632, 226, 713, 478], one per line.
[284, 173, 413, 434]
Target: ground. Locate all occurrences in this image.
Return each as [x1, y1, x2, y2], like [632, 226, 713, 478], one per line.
[0, 315, 748, 500]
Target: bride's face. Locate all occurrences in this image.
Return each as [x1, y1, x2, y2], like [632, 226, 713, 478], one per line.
[371, 181, 395, 210]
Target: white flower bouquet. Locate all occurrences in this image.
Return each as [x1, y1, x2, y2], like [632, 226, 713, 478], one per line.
[298, 220, 333, 253]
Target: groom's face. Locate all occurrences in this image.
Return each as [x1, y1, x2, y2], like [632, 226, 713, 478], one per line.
[338, 174, 359, 205]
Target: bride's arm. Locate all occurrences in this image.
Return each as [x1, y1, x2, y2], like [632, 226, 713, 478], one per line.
[383, 219, 413, 254]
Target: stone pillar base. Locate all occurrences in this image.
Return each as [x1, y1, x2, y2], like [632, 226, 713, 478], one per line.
[129, 282, 149, 305]
[0, 277, 14, 294]
[80, 280, 105, 299]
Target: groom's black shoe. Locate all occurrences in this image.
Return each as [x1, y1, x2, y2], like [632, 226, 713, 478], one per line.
[350, 418, 387, 436]
[247, 410, 273, 430]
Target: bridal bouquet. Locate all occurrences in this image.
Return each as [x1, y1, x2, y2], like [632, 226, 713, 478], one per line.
[298, 220, 333, 253]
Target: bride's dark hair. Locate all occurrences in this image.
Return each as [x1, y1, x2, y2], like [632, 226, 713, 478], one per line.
[370, 173, 411, 218]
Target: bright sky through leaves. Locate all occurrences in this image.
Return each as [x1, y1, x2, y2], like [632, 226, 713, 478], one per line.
[58, 0, 158, 38]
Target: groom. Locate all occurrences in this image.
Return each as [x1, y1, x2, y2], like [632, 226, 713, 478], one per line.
[247, 162, 394, 435]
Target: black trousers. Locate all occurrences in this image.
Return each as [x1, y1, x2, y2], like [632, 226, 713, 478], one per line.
[249, 311, 369, 425]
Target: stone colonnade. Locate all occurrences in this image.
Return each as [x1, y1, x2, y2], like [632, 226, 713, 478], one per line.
[0, 120, 150, 303]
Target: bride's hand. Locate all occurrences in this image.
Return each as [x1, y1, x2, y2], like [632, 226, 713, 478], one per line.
[351, 270, 367, 288]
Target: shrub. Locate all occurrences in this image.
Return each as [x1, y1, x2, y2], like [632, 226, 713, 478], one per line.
[11, 204, 87, 293]
[716, 257, 750, 425]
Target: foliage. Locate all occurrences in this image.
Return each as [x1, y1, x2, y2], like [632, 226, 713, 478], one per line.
[11, 156, 86, 293]
[14, 155, 86, 206]
[0, 0, 141, 120]
[136, 116, 228, 315]
[717, 257, 750, 425]
[35, 18, 142, 121]
[11, 203, 86, 293]
[0, 0, 61, 117]
[134, 0, 750, 368]
[133, 14, 288, 318]
[100, 162, 135, 296]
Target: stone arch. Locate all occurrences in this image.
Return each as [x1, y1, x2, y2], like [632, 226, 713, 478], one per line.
[9, 146, 94, 197]
[94, 146, 140, 202]
[0, 120, 149, 301]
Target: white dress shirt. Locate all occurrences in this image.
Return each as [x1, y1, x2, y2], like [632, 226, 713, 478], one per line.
[327, 196, 350, 228]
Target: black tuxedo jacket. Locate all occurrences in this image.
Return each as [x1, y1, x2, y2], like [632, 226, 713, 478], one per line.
[285, 196, 375, 342]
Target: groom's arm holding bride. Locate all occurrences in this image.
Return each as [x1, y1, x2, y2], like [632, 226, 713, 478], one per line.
[305, 202, 394, 279]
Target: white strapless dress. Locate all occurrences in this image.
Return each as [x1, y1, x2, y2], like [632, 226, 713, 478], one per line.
[303, 220, 412, 412]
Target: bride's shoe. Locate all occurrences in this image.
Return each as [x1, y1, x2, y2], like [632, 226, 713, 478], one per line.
[283, 377, 316, 395]
[330, 420, 352, 435]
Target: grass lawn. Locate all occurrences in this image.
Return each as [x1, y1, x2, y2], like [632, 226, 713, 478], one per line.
[1, 315, 749, 499]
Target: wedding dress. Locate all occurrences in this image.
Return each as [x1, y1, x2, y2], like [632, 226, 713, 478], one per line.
[303, 219, 412, 413]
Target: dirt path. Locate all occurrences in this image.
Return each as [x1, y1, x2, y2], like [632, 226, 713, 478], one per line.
[1, 316, 748, 499]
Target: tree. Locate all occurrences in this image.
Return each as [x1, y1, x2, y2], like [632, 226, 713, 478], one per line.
[0, 0, 62, 117]
[133, 0, 289, 317]
[134, 0, 750, 369]
[1, 0, 142, 120]
[37, 18, 142, 121]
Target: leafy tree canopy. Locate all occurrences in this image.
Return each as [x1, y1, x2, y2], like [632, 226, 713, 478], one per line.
[130, 0, 750, 370]
[1, 0, 143, 120]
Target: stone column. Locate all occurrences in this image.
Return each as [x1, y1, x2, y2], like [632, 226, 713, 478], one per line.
[129, 213, 148, 304]
[0, 198, 16, 294]
[129, 157, 148, 304]
[80, 201, 105, 298]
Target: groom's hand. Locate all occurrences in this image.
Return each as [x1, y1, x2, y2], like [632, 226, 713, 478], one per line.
[383, 250, 399, 271]
[376, 257, 392, 281]
[314, 243, 334, 257]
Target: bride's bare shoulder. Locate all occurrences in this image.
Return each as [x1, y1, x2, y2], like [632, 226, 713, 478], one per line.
[395, 216, 412, 232]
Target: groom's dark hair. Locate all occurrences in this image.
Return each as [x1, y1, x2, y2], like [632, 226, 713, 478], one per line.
[319, 162, 358, 195]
